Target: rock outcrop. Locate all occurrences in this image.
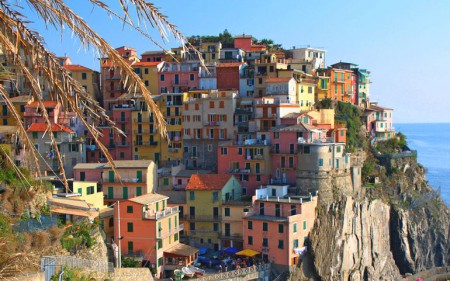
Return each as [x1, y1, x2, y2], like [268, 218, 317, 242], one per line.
[310, 197, 401, 280]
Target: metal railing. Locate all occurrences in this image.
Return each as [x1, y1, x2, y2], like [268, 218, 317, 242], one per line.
[41, 255, 114, 281]
[143, 206, 179, 220]
[195, 263, 270, 281]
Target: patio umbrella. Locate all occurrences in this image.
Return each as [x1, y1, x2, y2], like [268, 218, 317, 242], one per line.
[224, 247, 240, 255]
[235, 249, 261, 257]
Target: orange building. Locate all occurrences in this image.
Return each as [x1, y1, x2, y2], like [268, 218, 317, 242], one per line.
[115, 193, 198, 278]
[243, 185, 318, 272]
[317, 66, 354, 103]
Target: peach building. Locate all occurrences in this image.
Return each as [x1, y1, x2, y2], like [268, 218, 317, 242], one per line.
[243, 185, 318, 272]
[115, 193, 198, 278]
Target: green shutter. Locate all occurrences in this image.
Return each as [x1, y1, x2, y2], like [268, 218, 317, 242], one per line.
[136, 187, 142, 196]
[77, 188, 82, 195]
[108, 187, 114, 199]
[303, 221, 307, 230]
[156, 202, 159, 211]
[163, 177, 169, 186]
[108, 171, 114, 182]
[136, 171, 142, 182]
[123, 187, 128, 199]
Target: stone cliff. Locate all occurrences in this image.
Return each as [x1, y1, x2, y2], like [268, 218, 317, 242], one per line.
[304, 150, 449, 280]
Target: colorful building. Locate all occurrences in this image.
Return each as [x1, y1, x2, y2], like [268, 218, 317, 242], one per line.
[63, 64, 101, 102]
[182, 90, 237, 170]
[221, 200, 252, 249]
[243, 185, 318, 271]
[102, 160, 157, 205]
[115, 193, 197, 278]
[217, 139, 271, 196]
[185, 174, 242, 250]
[158, 62, 199, 94]
[366, 103, 395, 140]
[0, 95, 30, 126]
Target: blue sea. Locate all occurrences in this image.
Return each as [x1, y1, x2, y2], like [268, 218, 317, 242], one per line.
[396, 123, 450, 206]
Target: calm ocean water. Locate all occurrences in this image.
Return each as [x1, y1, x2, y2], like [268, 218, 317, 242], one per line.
[395, 123, 450, 206]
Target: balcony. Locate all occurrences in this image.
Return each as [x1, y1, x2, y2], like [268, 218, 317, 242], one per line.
[168, 148, 180, 153]
[158, 224, 183, 239]
[171, 80, 190, 86]
[134, 129, 150, 134]
[114, 118, 130, 123]
[182, 215, 220, 222]
[255, 113, 276, 119]
[189, 229, 220, 236]
[133, 118, 153, 123]
[143, 206, 179, 220]
[228, 169, 251, 174]
[134, 141, 158, 146]
[232, 139, 270, 146]
[105, 75, 121, 80]
[116, 142, 130, 147]
[204, 121, 221, 126]
[123, 250, 144, 259]
[220, 233, 243, 241]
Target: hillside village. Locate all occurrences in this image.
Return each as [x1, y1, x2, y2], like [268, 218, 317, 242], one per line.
[0, 34, 399, 279]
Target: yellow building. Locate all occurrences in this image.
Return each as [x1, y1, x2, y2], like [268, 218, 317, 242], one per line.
[158, 93, 184, 166]
[199, 42, 222, 64]
[277, 69, 316, 110]
[221, 200, 252, 249]
[131, 61, 165, 96]
[185, 174, 242, 250]
[72, 181, 105, 210]
[63, 64, 101, 102]
[0, 95, 31, 126]
[254, 53, 288, 97]
[131, 95, 161, 162]
[315, 74, 330, 101]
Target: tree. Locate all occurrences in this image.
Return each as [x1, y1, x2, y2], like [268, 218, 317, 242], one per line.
[0, 1, 195, 189]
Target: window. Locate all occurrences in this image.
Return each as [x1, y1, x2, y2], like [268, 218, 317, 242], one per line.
[174, 233, 179, 241]
[263, 222, 268, 231]
[221, 147, 228, 155]
[274, 132, 279, 139]
[158, 257, 163, 267]
[293, 239, 299, 248]
[248, 236, 253, 245]
[128, 241, 133, 254]
[258, 78, 262, 84]
[189, 191, 195, 200]
[308, 86, 313, 93]
[213, 223, 219, 231]
[278, 240, 284, 249]
[340, 130, 344, 136]
[269, 66, 274, 72]
[290, 205, 296, 216]
[209, 101, 214, 108]
[127, 222, 133, 232]
[289, 157, 294, 168]
[127, 206, 133, 213]
[160, 74, 165, 81]
[190, 74, 195, 81]
[278, 224, 284, 233]
[109, 217, 114, 227]
[319, 158, 324, 166]
[238, 147, 243, 155]
[225, 208, 230, 217]
[213, 192, 219, 201]
[303, 220, 307, 230]
[303, 146, 310, 154]
[81, 72, 87, 80]
[337, 146, 341, 153]
[108, 187, 114, 199]
[248, 221, 253, 230]
[256, 175, 261, 182]
[263, 238, 268, 247]
[144, 68, 149, 74]
[32, 132, 38, 139]
[144, 80, 149, 86]
[219, 101, 224, 108]
[281, 156, 285, 168]
[190, 222, 195, 231]
[293, 223, 297, 233]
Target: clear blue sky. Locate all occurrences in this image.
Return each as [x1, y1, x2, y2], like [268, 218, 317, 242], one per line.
[23, 0, 450, 123]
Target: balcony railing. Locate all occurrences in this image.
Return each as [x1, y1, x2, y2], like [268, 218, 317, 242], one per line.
[116, 142, 130, 147]
[182, 215, 220, 222]
[143, 206, 179, 220]
[114, 118, 130, 123]
[228, 169, 251, 174]
[232, 139, 270, 146]
[157, 224, 184, 240]
[134, 141, 158, 146]
[204, 121, 221, 126]
[134, 129, 150, 134]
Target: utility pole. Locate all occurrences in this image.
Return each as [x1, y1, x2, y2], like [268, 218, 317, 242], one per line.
[117, 200, 122, 268]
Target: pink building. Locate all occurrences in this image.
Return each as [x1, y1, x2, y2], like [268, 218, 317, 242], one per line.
[217, 139, 271, 196]
[269, 123, 322, 185]
[243, 185, 318, 271]
[24, 101, 76, 128]
[73, 163, 105, 182]
[158, 62, 199, 94]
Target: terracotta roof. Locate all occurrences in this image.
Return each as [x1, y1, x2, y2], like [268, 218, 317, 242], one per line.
[63, 64, 92, 71]
[27, 123, 73, 133]
[217, 62, 243, 68]
[265, 77, 293, 83]
[132, 61, 162, 67]
[25, 101, 58, 108]
[128, 193, 168, 205]
[157, 190, 186, 204]
[185, 174, 233, 191]
[270, 122, 318, 133]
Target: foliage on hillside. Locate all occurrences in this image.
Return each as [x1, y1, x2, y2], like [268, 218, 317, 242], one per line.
[375, 132, 407, 154]
[60, 221, 98, 254]
[335, 101, 367, 152]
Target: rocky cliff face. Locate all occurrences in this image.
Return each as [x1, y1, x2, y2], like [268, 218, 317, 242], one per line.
[307, 152, 449, 280]
[310, 197, 401, 280]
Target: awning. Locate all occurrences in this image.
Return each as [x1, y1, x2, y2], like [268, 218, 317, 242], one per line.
[235, 249, 260, 257]
[224, 247, 241, 255]
[164, 243, 199, 257]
